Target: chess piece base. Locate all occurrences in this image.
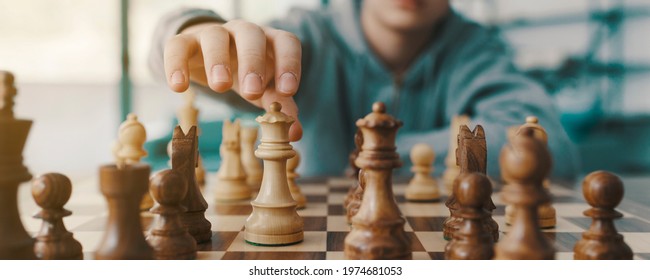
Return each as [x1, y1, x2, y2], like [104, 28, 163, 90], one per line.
[245, 202, 304, 246]
[344, 219, 412, 260]
[505, 204, 557, 228]
[215, 178, 252, 202]
[405, 183, 440, 202]
[34, 232, 83, 260]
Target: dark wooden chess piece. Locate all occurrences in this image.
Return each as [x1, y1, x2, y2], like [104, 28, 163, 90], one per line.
[172, 126, 212, 244]
[445, 173, 495, 260]
[443, 125, 498, 241]
[32, 173, 83, 260]
[573, 171, 633, 260]
[0, 71, 36, 259]
[346, 169, 365, 224]
[344, 129, 363, 214]
[494, 128, 555, 260]
[344, 102, 411, 260]
[95, 163, 154, 259]
[147, 169, 197, 260]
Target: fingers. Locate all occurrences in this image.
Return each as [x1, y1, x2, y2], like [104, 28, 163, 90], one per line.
[260, 93, 303, 142]
[223, 20, 268, 100]
[264, 27, 302, 96]
[164, 34, 199, 92]
[198, 25, 233, 93]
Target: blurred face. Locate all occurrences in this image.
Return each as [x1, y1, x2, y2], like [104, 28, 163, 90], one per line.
[362, 0, 450, 32]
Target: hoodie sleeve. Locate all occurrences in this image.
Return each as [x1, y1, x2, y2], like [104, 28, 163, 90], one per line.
[400, 22, 580, 182]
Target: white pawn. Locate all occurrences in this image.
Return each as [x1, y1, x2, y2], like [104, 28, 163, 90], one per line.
[287, 151, 306, 209]
[405, 143, 440, 201]
[116, 113, 147, 165]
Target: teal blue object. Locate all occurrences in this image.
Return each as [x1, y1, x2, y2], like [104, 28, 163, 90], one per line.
[143, 119, 224, 173]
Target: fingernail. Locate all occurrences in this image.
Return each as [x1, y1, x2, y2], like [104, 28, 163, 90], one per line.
[243, 73, 263, 93]
[211, 65, 230, 83]
[278, 72, 298, 94]
[171, 71, 185, 84]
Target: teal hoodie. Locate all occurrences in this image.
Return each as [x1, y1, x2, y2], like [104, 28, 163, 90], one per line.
[150, 1, 580, 181]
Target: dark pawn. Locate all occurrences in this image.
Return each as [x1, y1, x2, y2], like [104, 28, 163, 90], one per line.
[147, 170, 197, 260]
[32, 173, 83, 260]
[494, 128, 554, 260]
[574, 171, 633, 260]
[445, 173, 494, 260]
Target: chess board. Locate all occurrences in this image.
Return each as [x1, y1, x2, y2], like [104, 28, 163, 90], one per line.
[15, 176, 650, 260]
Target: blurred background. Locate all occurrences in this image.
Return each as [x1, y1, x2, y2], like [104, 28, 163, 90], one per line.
[1, 0, 650, 188]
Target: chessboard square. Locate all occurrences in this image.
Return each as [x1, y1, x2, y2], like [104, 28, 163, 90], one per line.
[329, 185, 350, 193]
[543, 217, 585, 233]
[555, 252, 574, 260]
[301, 184, 329, 195]
[326, 232, 348, 251]
[73, 215, 152, 232]
[553, 203, 593, 217]
[406, 217, 447, 232]
[197, 251, 225, 260]
[549, 185, 577, 196]
[490, 193, 504, 206]
[197, 231, 239, 251]
[227, 231, 326, 252]
[74, 231, 105, 257]
[222, 251, 326, 260]
[209, 204, 253, 215]
[428, 252, 445, 260]
[393, 184, 407, 195]
[408, 232, 426, 252]
[399, 202, 448, 217]
[305, 194, 327, 203]
[62, 215, 97, 231]
[328, 204, 345, 216]
[297, 203, 327, 216]
[326, 251, 345, 260]
[493, 205, 505, 216]
[493, 216, 507, 231]
[65, 199, 108, 215]
[565, 217, 650, 232]
[328, 177, 354, 187]
[21, 214, 44, 233]
[414, 232, 448, 252]
[328, 193, 346, 204]
[542, 232, 581, 252]
[207, 215, 247, 231]
[74, 215, 108, 231]
[621, 233, 650, 253]
[552, 195, 584, 203]
[413, 252, 432, 260]
[327, 216, 351, 232]
[303, 217, 327, 231]
[636, 253, 650, 260]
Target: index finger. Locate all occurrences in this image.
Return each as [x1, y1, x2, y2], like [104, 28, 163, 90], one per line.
[163, 34, 199, 92]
